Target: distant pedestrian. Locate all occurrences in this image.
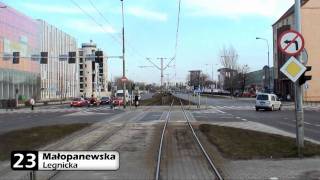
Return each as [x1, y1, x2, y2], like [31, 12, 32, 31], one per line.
[30, 98, 35, 110]
[134, 95, 139, 108]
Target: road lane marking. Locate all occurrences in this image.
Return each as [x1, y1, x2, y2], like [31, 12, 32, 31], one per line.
[215, 109, 226, 114]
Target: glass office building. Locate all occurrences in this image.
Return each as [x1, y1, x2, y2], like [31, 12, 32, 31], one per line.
[0, 3, 41, 102]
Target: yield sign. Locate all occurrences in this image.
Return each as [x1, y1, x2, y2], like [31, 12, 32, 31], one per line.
[278, 30, 305, 56]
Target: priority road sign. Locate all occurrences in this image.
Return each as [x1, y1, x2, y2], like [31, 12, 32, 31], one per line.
[280, 56, 306, 82]
[278, 30, 305, 56]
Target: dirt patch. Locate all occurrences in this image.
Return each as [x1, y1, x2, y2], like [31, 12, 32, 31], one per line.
[0, 123, 91, 160]
[140, 93, 195, 106]
[199, 124, 320, 160]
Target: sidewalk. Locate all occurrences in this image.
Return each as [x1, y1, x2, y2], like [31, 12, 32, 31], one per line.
[0, 101, 70, 113]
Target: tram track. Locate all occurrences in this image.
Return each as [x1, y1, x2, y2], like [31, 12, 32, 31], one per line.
[155, 99, 223, 180]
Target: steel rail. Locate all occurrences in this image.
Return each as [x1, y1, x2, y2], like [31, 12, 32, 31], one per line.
[155, 100, 174, 180]
[179, 99, 224, 180]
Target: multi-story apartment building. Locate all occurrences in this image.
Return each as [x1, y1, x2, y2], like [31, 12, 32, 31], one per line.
[78, 41, 109, 98]
[273, 0, 320, 101]
[38, 20, 78, 100]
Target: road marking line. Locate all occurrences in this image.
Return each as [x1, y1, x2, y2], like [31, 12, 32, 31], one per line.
[216, 109, 226, 114]
[236, 117, 241, 119]
[241, 119, 248, 121]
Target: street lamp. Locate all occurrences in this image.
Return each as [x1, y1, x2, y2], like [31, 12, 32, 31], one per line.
[256, 37, 271, 92]
[120, 0, 126, 108]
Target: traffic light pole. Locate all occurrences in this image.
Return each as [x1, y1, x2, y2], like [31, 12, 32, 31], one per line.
[294, 0, 304, 157]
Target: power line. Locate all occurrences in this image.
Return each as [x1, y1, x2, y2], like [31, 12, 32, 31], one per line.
[69, 0, 122, 45]
[174, 0, 181, 59]
[164, 0, 182, 70]
[87, 0, 148, 65]
[88, 0, 115, 29]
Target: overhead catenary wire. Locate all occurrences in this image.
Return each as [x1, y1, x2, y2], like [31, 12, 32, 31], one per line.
[87, 0, 147, 61]
[70, 0, 122, 46]
[164, 0, 182, 70]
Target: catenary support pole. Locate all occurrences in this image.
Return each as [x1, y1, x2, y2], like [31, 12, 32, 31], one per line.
[121, 0, 126, 109]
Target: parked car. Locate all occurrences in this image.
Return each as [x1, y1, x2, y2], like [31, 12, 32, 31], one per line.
[70, 98, 88, 107]
[255, 93, 281, 111]
[100, 96, 111, 105]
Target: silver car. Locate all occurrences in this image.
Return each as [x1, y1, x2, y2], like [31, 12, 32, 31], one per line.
[255, 93, 282, 111]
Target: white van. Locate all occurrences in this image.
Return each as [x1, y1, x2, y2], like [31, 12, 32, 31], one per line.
[115, 90, 130, 103]
[255, 93, 281, 111]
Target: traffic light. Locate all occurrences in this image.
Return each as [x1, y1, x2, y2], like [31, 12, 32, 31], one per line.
[13, 52, 20, 64]
[40, 52, 48, 64]
[68, 52, 76, 64]
[299, 66, 312, 86]
[95, 51, 103, 64]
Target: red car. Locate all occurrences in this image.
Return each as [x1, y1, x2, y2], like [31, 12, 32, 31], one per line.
[112, 97, 124, 106]
[70, 98, 88, 107]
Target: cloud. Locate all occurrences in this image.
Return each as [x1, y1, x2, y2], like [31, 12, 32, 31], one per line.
[66, 19, 116, 34]
[20, 3, 96, 14]
[127, 6, 168, 21]
[184, 0, 294, 19]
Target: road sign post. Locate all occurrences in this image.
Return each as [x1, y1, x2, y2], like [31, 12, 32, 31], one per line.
[294, 0, 304, 157]
[278, 0, 305, 157]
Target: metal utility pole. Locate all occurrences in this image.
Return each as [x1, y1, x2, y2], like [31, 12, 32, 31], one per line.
[142, 57, 169, 93]
[121, 0, 126, 108]
[158, 57, 167, 92]
[294, 0, 304, 156]
[256, 37, 271, 92]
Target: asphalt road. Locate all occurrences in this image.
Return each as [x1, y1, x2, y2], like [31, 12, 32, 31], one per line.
[174, 93, 320, 142]
[0, 104, 123, 134]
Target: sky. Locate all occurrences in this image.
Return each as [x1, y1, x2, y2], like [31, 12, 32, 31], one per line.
[1, 0, 295, 84]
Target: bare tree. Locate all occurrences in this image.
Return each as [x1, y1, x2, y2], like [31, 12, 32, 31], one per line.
[238, 64, 250, 94]
[219, 45, 239, 70]
[219, 45, 239, 95]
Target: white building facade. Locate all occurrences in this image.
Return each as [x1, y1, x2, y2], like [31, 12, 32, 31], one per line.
[38, 20, 79, 100]
[78, 41, 109, 98]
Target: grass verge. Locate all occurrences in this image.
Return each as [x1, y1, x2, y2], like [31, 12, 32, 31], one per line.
[199, 124, 320, 159]
[0, 123, 91, 161]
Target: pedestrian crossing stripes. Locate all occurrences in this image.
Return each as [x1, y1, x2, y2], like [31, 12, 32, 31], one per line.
[0, 106, 117, 114]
